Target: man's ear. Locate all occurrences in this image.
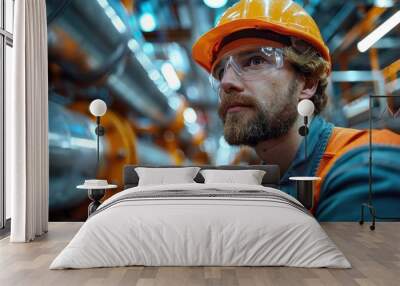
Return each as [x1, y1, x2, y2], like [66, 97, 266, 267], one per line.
[298, 77, 318, 100]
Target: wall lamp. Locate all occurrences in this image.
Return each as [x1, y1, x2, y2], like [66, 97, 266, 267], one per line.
[89, 99, 107, 168]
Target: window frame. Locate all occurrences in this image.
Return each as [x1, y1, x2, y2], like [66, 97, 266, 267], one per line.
[0, 0, 14, 231]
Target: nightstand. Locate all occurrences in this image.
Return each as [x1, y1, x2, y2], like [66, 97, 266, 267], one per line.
[289, 176, 321, 210]
[77, 180, 117, 217]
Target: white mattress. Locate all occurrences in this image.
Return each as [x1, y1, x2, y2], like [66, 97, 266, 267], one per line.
[50, 183, 351, 269]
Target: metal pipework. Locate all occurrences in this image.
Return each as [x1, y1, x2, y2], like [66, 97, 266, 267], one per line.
[47, 0, 175, 124]
[49, 101, 100, 210]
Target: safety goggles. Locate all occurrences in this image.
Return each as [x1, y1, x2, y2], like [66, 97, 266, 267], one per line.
[209, 47, 285, 91]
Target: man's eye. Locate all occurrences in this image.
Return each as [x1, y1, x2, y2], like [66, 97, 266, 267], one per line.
[212, 62, 226, 80]
[243, 56, 266, 67]
[217, 68, 225, 80]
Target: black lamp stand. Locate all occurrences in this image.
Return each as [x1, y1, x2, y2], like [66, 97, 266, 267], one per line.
[95, 116, 105, 170]
[298, 116, 309, 161]
[359, 94, 376, 230]
[359, 94, 400, 231]
[295, 116, 314, 209]
[87, 189, 106, 216]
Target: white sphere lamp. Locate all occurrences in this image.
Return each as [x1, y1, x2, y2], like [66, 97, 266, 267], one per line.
[89, 99, 107, 168]
[297, 99, 315, 162]
[89, 99, 107, 117]
[203, 0, 227, 9]
[297, 99, 315, 117]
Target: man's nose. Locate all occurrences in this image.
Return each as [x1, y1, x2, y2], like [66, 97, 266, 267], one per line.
[219, 64, 245, 94]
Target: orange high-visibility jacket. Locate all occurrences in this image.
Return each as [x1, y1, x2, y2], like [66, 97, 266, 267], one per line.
[313, 127, 400, 214]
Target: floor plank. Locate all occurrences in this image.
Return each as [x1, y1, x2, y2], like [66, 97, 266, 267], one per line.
[0, 222, 399, 286]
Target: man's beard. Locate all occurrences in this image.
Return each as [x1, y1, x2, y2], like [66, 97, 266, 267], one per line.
[218, 81, 299, 147]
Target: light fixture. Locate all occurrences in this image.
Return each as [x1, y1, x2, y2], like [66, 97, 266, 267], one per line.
[297, 99, 315, 117]
[183, 107, 197, 124]
[374, 0, 394, 7]
[297, 99, 315, 161]
[357, 10, 400, 52]
[161, 62, 181, 91]
[290, 99, 318, 211]
[168, 95, 182, 110]
[203, 0, 228, 9]
[359, 94, 400, 230]
[89, 99, 107, 168]
[139, 13, 156, 32]
[97, 0, 126, 34]
[127, 39, 139, 52]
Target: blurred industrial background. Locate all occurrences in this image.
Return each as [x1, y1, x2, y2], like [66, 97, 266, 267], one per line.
[45, 0, 400, 220]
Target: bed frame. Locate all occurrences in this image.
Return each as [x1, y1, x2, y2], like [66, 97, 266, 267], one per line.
[123, 165, 280, 189]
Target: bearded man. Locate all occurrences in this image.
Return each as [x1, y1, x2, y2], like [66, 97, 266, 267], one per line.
[192, 0, 400, 221]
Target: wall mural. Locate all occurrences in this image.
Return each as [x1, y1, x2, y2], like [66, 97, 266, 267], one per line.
[47, 0, 400, 222]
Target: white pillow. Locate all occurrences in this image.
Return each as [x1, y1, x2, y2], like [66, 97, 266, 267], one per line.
[200, 169, 266, 185]
[135, 167, 200, 186]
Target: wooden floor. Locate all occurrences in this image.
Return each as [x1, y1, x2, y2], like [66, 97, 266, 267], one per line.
[0, 222, 399, 286]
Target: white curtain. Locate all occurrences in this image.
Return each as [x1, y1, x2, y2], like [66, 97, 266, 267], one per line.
[7, 0, 49, 242]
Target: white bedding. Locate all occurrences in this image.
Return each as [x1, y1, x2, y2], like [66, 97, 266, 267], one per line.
[50, 183, 351, 269]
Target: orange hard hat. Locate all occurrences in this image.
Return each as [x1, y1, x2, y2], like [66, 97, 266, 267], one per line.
[192, 0, 330, 73]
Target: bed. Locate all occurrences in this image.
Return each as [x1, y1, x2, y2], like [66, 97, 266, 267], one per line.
[50, 165, 350, 269]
